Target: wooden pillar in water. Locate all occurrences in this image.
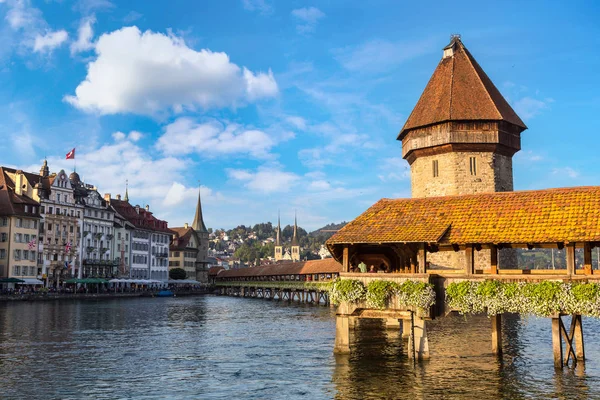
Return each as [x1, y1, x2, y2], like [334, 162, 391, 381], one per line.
[573, 315, 585, 361]
[465, 245, 475, 275]
[408, 316, 429, 360]
[490, 245, 498, 275]
[583, 243, 593, 275]
[402, 319, 411, 339]
[491, 314, 502, 355]
[566, 243, 576, 276]
[334, 315, 351, 354]
[385, 318, 401, 330]
[552, 317, 564, 368]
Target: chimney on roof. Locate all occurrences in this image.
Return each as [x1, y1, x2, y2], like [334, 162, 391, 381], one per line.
[443, 34, 461, 59]
[116, 194, 121, 200]
[145, 204, 149, 211]
[104, 193, 111, 202]
[135, 205, 140, 214]
[184, 223, 188, 229]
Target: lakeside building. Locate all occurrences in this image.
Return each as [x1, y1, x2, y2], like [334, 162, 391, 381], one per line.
[0, 168, 42, 283]
[169, 187, 210, 283]
[109, 196, 134, 278]
[36, 163, 85, 286]
[70, 172, 118, 279]
[110, 194, 172, 281]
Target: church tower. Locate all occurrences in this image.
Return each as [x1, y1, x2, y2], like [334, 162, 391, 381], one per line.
[192, 185, 209, 282]
[399, 35, 527, 198]
[291, 212, 300, 262]
[274, 213, 283, 261]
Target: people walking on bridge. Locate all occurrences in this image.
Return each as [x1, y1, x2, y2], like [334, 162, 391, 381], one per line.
[358, 261, 367, 273]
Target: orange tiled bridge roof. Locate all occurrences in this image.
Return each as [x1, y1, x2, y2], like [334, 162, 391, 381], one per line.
[327, 186, 600, 247]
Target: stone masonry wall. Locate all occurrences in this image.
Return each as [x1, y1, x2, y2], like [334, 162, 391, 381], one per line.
[411, 151, 515, 269]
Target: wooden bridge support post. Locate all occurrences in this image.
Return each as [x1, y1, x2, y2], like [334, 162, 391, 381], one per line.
[334, 315, 351, 354]
[573, 315, 585, 361]
[491, 314, 502, 355]
[401, 319, 411, 339]
[342, 245, 349, 273]
[385, 318, 401, 330]
[417, 244, 427, 274]
[584, 243, 593, 275]
[552, 317, 563, 368]
[465, 245, 475, 275]
[490, 245, 498, 275]
[408, 316, 430, 360]
[566, 244, 576, 276]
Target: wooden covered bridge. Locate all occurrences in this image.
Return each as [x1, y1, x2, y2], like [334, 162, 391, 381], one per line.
[325, 186, 600, 368]
[214, 258, 341, 305]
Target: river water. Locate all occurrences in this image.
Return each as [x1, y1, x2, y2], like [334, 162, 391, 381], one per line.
[1, 296, 599, 399]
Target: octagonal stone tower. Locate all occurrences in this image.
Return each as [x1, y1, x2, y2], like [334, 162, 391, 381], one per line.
[399, 36, 527, 270]
[399, 36, 527, 199]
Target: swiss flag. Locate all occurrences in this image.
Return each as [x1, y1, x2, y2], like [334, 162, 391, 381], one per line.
[66, 148, 75, 159]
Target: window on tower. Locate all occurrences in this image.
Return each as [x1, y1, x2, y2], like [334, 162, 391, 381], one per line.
[469, 156, 477, 176]
[432, 160, 439, 177]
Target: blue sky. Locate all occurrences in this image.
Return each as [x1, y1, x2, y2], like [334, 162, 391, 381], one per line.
[1, 0, 599, 231]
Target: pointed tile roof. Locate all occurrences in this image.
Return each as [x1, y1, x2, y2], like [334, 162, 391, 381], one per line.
[192, 186, 208, 233]
[398, 37, 526, 140]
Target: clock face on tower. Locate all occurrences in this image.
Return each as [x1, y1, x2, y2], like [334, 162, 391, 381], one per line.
[60, 173, 66, 180]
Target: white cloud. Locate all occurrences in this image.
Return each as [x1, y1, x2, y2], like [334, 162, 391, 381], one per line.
[308, 180, 330, 191]
[227, 166, 299, 193]
[377, 157, 410, 182]
[64, 26, 278, 115]
[128, 130, 142, 142]
[291, 7, 325, 34]
[33, 29, 68, 53]
[70, 16, 95, 55]
[157, 117, 276, 159]
[5, 0, 42, 30]
[286, 116, 306, 130]
[111, 131, 126, 141]
[333, 38, 436, 73]
[513, 96, 553, 120]
[242, 0, 273, 15]
[552, 167, 579, 179]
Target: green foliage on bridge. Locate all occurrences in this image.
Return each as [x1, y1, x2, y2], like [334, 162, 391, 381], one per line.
[446, 280, 600, 317]
[329, 279, 436, 313]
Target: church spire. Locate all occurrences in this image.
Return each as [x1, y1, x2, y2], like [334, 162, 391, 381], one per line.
[291, 211, 299, 246]
[40, 159, 49, 177]
[124, 180, 129, 202]
[275, 211, 281, 246]
[192, 184, 208, 233]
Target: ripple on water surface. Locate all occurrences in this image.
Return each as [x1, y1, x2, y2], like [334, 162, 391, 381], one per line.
[1, 296, 599, 399]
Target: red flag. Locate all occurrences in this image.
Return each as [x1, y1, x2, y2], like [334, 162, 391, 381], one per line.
[28, 238, 36, 250]
[65, 241, 72, 253]
[66, 148, 75, 159]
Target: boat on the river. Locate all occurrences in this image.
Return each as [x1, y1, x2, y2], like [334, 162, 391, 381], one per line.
[156, 290, 174, 297]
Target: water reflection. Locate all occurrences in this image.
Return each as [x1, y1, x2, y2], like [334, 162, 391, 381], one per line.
[0, 298, 599, 399]
[332, 314, 600, 399]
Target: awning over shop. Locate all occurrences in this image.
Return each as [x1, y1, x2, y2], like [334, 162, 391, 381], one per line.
[167, 279, 201, 285]
[20, 278, 44, 285]
[0, 278, 25, 283]
[64, 278, 110, 284]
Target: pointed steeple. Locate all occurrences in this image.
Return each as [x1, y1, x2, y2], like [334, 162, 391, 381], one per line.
[192, 184, 208, 233]
[275, 211, 282, 246]
[40, 159, 49, 177]
[124, 180, 129, 202]
[291, 211, 299, 246]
